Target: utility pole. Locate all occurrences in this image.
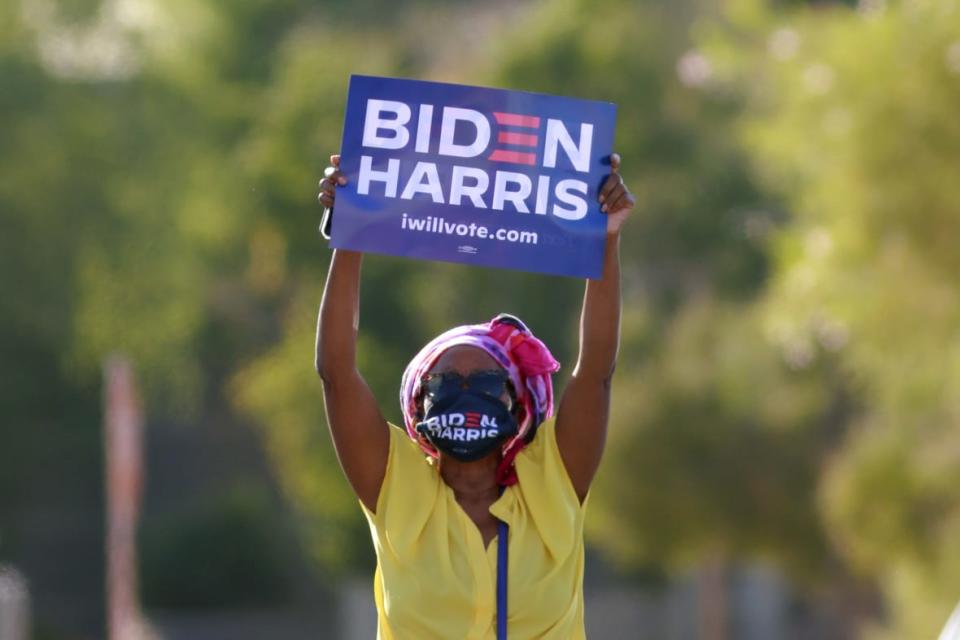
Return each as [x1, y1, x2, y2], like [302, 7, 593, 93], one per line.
[103, 355, 149, 640]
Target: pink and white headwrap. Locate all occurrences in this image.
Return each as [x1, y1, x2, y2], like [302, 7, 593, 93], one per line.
[399, 314, 560, 486]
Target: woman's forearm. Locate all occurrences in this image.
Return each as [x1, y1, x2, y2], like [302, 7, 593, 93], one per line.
[315, 249, 363, 380]
[573, 234, 622, 382]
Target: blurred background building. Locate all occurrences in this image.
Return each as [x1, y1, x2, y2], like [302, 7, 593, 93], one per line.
[2, 0, 959, 638]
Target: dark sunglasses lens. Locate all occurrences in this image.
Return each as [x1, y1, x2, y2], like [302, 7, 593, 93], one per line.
[423, 371, 509, 399]
[467, 371, 509, 398]
[424, 374, 456, 397]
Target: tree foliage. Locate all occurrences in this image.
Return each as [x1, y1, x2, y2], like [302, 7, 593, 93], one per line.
[4, 0, 958, 636]
[705, 0, 960, 635]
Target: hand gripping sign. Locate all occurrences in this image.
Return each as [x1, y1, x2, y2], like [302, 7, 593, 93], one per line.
[330, 75, 617, 279]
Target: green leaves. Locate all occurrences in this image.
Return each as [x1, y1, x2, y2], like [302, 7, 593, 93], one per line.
[712, 0, 960, 634]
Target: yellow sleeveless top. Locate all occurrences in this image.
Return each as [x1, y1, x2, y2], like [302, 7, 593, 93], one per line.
[360, 417, 587, 639]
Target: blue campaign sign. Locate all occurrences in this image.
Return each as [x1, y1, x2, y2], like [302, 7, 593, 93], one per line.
[330, 75, 617, 278]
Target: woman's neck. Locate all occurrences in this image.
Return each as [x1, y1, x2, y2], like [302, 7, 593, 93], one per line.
[439, 452, 500, 503]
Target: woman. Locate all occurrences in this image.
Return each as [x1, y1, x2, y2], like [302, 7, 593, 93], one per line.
[316, 152, 635, 639]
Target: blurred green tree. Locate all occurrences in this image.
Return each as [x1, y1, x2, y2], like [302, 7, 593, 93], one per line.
[140, 485, 294, 608]
[704, 0, 960, 636]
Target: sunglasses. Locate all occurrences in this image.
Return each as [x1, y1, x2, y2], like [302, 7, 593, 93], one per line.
[421, 369, 514, 402]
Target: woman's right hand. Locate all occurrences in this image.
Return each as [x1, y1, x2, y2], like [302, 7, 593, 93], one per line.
[317, 154, 348, 210]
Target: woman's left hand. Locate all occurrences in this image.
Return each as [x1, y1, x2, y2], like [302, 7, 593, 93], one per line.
[598, 153, 635, 235]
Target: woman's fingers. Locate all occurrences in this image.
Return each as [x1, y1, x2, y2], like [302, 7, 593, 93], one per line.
[598, 172, 623, 204]
[599, 152, 633, 233]
[603, 183, 634, 213]
[605, 188, 635, 214]
[324, 165, 347, 186]
[318, 156, 347, 210]
[318, 156, 343, 236]
[602, 184, 625, 213]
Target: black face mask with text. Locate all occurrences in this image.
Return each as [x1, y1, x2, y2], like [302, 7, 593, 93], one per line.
[416, 390, 518, 462]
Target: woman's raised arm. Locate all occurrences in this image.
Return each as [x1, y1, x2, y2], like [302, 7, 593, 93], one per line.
[315, 155, 389, 512]
[555, 154, 635, 501]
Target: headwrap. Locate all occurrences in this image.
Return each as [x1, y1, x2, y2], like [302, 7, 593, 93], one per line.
[400, 314, 560, 486]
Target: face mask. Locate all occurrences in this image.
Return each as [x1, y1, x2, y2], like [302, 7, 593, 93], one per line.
[415, 371, 518, 462]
